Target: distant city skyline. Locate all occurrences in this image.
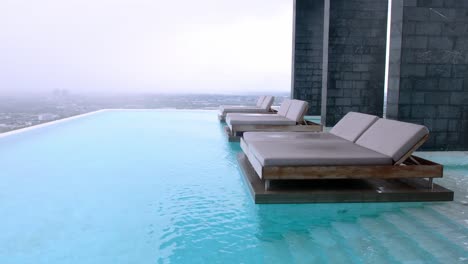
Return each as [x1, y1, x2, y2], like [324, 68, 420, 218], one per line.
[0, 93, 289, 133]
[0, 0, 293, 95]
[0, 89, 291, 97]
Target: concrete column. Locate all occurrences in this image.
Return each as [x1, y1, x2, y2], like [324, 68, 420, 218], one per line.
[321, 0, 330, 125]
[291, 0, 324, 115]
[385, 0, 404, 119]
[325, 0, 389, 126]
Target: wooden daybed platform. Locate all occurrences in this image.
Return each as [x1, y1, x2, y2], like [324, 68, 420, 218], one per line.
[237, 112, 454, 204]
[225, 99, 322, 142]
[238, 153, 454, 204]
[218, 95, 275, 122]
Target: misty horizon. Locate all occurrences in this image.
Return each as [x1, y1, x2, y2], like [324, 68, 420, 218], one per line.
[0, 0, 293, 95]
[0, 90, 291, 98]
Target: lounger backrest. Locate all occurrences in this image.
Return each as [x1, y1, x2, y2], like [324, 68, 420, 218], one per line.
[330, 112, 379, 142]
[356, 119, 429, 162]
[277, 99, 292, 116]
[285, 100, 308, 122]
[260, 96, 274, 110]
[256, 96, 266, 107]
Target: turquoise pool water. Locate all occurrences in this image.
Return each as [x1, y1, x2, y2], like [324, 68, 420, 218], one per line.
[0, 110, 467, 263]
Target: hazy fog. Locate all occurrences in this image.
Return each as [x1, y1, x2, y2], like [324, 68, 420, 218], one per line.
[0, 0, 293, 95]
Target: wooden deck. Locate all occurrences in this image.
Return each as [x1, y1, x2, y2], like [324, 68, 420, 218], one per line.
[238, 153, 454, 204]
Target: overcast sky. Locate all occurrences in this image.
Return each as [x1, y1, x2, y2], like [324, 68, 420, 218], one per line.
[0, 0, 293, 95]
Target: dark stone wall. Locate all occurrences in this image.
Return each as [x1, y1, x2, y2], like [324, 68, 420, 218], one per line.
[292, 0, 324, 115]
[325, 0, 389, 125]
[387, 0, 468, 150]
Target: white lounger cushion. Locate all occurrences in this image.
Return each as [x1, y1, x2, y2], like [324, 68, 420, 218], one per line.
[219, 96, 274, 115]
[226, 99, 307, 126]
[329, 112, 379, 142]
[242, 131, 343, 143]
[260, 96, 274, 109]
[277, 99, 292, 116]
[220, 106, 264, 111]
[256, 96, 266, 107]
[285, 100, 308, 122]
[226, 114, 296, 126]
[241, 132, 345, 162]
[356, 119, 429, 162]
[249, 140, 393, 166]
[241, 111, 376, 144]
[220, 106, 269, 115]
[226, 112, 277, 119]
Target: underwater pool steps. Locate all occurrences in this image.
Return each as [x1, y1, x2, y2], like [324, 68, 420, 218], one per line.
[332, 221, 396, 263]
[402, 207, 468, 251]
[307, 227, 355, 263]
[359, 216, 439, 263]
[383, 212, 467, 262]
[268, 212, 468, 263]
[430, 203, 468, 229]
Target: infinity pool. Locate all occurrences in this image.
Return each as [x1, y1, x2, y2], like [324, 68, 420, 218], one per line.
[0, 110, 467, 263]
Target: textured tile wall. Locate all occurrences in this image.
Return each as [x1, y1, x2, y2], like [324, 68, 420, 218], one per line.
[292, 0, 324, 115]
[387, 0, 468, 150]
[325, 0, 388, 125]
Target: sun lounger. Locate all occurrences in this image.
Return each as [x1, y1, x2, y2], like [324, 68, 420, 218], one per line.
[240, 114, 442, 190]
[225, 99, 322, 141]
[240, 111, 379, 155]
[218, 96, 275, 121]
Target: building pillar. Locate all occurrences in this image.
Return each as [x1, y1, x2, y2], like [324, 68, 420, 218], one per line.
[324, 0, 389, 126]
[386, 0, 468, 150]
[291, 0, 324, 115]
